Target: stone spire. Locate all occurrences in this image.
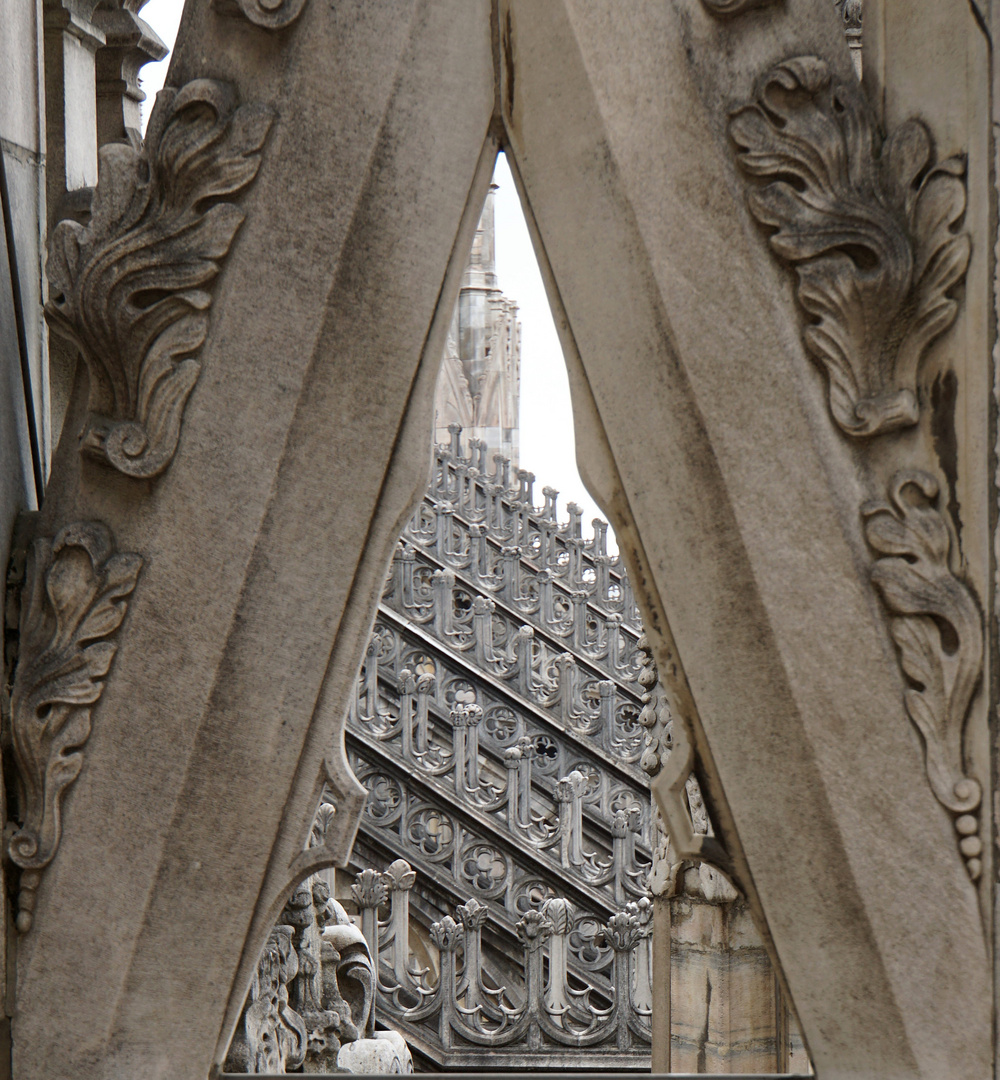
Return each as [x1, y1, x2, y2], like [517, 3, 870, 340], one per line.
[434, 185, 522, 468]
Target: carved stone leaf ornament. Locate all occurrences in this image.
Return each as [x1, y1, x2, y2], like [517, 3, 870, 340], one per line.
[226, 924, 307, 1074]
[862, 471, 984, 877]
[8, 523, 142, 931]
[45, 79, 274, 478]
[728, 54, 984, 886]
[730, 57, 971, 437]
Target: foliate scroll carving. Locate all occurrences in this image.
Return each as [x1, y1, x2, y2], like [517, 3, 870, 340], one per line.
[7, 522, 142, 932]
[700, 0, 776, 15]
[730, 57, 970, 437]
[212, 0, 307, 29]
[225, 924, 307, 1074]
[45, 79, 274, 478]
[863, 471, 984, 879]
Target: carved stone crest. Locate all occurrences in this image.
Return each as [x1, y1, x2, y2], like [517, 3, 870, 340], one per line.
[228, 876, 389, 1071]
[637, 636, 734, 895]
[729, 56, 983, 883]
[45, 79, 273, 478]
[730, 57, 970, 437]
[7, 522, 142, 931]
[863, 471, 983, 879]
[225, 924, 307, 1074]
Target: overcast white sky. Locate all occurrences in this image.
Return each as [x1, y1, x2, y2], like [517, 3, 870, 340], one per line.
[139, 4, 614, 548]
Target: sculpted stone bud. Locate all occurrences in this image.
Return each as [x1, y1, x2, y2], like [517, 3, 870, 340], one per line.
[540, 898, 574, 935]
[515, 910, 552, 951]
[456, 898, 489, 930]
[351, 869, 388, 911]
[429, 916, 460, 952]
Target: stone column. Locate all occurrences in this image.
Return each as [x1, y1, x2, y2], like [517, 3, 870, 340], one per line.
[8, 1, 995, 1075]
[669, 869, 778, 1074]
[42, 0, 103, 230]
[92, 1, 167, 147]
[651, 894, 671, 1073]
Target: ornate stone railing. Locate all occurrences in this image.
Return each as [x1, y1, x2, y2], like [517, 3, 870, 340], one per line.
[352, 860, 652, 1068]
[347, 624, 651, 910]
[342, 430, 656, 1069]
[354, 612, 648, 804]
[348, 752, 647, 938]
[377, 565, 645, 761]
[406, 424, 642, 649]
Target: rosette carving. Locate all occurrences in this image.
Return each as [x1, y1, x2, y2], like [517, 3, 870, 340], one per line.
[8, 522, 142, 931]
[701, 0, 776, 14]
[730, 57, 971, 437]
[213, 0, 307, 29]
[45, 79, 274, 478]
[863, 471, 984, 878]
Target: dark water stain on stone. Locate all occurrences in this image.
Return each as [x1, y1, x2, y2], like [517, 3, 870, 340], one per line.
[503, 9, 515, 123]
[930, 370, 961, 545]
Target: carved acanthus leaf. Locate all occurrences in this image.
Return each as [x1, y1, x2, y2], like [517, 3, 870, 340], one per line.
[863, 471, 983, 875]
[45, 79, 274, 478]
[8, 522, 142, 931]
[730, 57, 970, 437]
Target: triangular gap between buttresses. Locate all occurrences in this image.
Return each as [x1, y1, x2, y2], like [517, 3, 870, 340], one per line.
[221, 105, 804, 1069]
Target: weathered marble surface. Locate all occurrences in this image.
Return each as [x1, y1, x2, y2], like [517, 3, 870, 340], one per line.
[500, 3, 991, 1077]
[13, 4, 496, 1077]
[6, 1, 994, 1078]
[337, 1030, 412, 1075]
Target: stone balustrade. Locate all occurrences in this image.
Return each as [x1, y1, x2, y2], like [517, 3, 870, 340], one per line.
[343, 430, 657, 1070]
[381, 558, 643, 744]
[352, 859, 652, 1067]
[350, 618, 650, 839]
[396, 426, 643, 666]
[347, 752, 647, 937]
